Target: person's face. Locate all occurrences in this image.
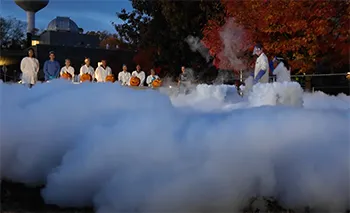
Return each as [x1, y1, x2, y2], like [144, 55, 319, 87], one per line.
[181, 66, 185, 72]
[86, 59, 90, 66]
[123, 65, 127, 71]
[28, 50, 34, 57]
[102, 60, 107, 66]
[151, 70, 155, 75]
[136, 65, 141, 71]
[65, 60, 71, 67]
[49, 53, 55, 60]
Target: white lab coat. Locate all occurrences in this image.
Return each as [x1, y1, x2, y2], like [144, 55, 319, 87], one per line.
[20, 57, 39, 85]
[254, 53, 269, 83]
[60, 66, 75, 79]
[146, 75, 160, 87]
[118, 71, 131, 86]
[273, 62, 291, 83]
[95, 65, 112, 82]
[80, 65, 95, 80]
[131, 70, 145, 87]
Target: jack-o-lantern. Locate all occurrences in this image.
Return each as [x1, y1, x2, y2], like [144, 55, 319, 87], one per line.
[152, 78, 162, 88]
[130, 76, 140, 86]
[106, 74, 115, 83]
[61, 72, 72, 80]
[347, 72, 350, 80]
[80, 73, 92, 82]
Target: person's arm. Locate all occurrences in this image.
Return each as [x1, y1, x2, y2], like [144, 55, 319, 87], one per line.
[254, 58, 268, 84]
[43, 61, 48, 80]
[118, 72, 122, 82]
[146, 76, 152, 85]
[35, 59, 39, 73]
[71, 67, 75, 78]
[60, 67, 64, 76]
[139, 72, 145, 87]
[55, 62, 60, 78]
[107, 67, 112, 76]
[20, 58, 26, 73]
[79, 66, 84, 76]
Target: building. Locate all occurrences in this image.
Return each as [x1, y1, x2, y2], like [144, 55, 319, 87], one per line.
[32, 16, 100, 48]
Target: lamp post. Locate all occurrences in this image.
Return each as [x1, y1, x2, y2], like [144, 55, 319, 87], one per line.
[2, 65, 7, 82]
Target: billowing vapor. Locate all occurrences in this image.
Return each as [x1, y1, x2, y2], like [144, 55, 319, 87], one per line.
[216, 17, 250, 71]
[185, 35, 211, 62]
[0, 80, 349, 213]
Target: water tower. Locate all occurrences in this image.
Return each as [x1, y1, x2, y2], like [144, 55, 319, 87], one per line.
[14, 0, 49, 47]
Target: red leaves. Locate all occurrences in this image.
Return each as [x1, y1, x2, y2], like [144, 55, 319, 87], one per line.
[202, 0, 349, 73]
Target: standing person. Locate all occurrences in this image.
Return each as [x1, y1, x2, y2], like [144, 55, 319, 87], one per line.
[95, 59, 112, 82]
[178, 66, 191, 94]
[79, 57, 95, 81]
[146, 69, 160, 87]
[131, 64, 145, 87]
[252, 43, 269, 84]
[43, 51, 60, 81]
[20, 48, 39, 88]
[271, 56, 291, 83]
[60, 59, 75, 81]
[118, 64, 131, 86]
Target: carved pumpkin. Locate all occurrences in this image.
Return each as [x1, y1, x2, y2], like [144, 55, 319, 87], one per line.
[105, 74, 115, 83]
[80, 73, 92, 82]
[61, 72, 72, 80]
[347, 72, 350, 80]
[152, 78, 162, 88]
[130, 76, 140, 86]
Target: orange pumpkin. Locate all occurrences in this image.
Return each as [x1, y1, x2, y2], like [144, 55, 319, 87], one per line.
[130, 76, 140, 86]
[61, 72, 72, 80]
[106, 74, 115, 83]
[347, 72, 350, 80]
[152, 78, 162, 88]
[80, 73, 92, 82]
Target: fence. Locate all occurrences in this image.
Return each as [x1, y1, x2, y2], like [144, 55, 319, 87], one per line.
[238, 71, 349, 95]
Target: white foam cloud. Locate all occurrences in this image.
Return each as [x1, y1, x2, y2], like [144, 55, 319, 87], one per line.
[0, 80, 349, 212]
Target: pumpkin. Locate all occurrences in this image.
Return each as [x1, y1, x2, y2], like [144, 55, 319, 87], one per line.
[347, 72, 350, 80]
[105, 74, 115, 83]
[130, 76, 140, 86]
[61, 72, 72, 80]
[80, 73, 92, 82]
[152, 78, 162, 88]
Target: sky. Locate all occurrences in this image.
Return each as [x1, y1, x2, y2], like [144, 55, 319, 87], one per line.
[0, 0, 133, 33]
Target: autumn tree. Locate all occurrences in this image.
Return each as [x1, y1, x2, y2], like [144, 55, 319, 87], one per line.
[202, 0, 349, 73]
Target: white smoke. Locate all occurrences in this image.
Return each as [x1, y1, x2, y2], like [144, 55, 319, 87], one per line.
[216, 17, 250, 71]
[1, 80, 349, 213]
[185, 35, 210, 62]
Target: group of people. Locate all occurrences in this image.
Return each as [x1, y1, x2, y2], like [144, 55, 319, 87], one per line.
[251, 43, 291, 84]
[19, 44, 290, 89]
[19, 48, 161, 88]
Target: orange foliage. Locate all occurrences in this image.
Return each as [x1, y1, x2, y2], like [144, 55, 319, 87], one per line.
[203, 0, 349, 73]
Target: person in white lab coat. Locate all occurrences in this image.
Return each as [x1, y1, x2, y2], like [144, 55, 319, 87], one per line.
[118, 64, 131, 86]
[252, 43, 270, 84]
[271, 56, 291, 83]
[146, 69, 160, 87]
[20, 48, 39, 88]
[131, 64, 145, 87]
[95, 59, 112, 82]
[79, 58, 95, 81]
[60, 59, 75, 80]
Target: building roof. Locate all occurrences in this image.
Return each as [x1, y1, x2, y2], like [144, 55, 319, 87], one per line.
[47, 16, 79, 33]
